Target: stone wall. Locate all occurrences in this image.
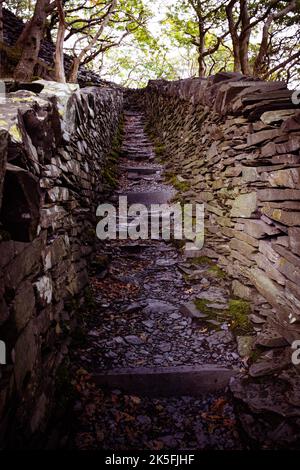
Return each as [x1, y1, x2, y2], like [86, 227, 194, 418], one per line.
[0, 80, 123, 446]
[142, 73, 300, 345]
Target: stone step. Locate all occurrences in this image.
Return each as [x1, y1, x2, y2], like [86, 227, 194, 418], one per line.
[123, 191, 175, 205]
[92, 365, 238, 397]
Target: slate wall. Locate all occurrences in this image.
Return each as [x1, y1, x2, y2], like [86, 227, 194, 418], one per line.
[142, 73, 300, 344]
[0, 80, 123, 445]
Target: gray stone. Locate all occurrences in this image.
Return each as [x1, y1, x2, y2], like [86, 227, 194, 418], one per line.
[13, 321, 39, 392]
[237, 336, 254, 357]
[256, 326, 288, 348]
[13, 280, 35, 331]
[243, 219, 280, 239]
[249, 352, 290, 378]
[124, 335, 144, 346]
[258, 188, 300, 201]
[247, 129, 279, 146]
[288, 228, 300, 256]
[180, 301, 208, 319]
[93, 365, 238, 396]
[231, 193, 257, 218]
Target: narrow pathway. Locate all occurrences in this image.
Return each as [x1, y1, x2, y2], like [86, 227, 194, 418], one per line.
[69, 107, 246, 450]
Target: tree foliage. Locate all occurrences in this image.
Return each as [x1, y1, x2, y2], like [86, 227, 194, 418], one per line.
[2, 0, 300, 85]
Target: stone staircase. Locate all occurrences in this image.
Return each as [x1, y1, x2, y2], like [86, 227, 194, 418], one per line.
[70, 107, 245, 450]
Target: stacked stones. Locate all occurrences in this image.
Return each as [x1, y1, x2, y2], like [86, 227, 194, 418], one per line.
[142, 73, 300, 447]
[0, 81, 123, 444]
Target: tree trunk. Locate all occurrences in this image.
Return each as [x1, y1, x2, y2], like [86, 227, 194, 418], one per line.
[239, 0, 251, 75]
[253, 0, 297, 77]
[54, 0, 66, 83]
[197, 19, 206, 77]
[226, 0, 241, 72]
[239, 35, 250, 74]
[252, 17, 271, 77]
[14, 0, 50, 82]
[68, 0, 117, 83]
[68, 56, 80, 83]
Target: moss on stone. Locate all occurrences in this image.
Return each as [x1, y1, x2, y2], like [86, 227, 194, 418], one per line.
[227, 299, 251, 334]
[207, 264, 226, 279]
[249, 347, 263, 364]
[102, 167, 118, 188]
[101, 115, 124, 189]
[9, 124, 22, 142]
[193, 296, 252, 335]
[0, 119, 8, 128]
[194, 298, 215, 314]
[167, 175, 190, 192]
[193, 298, 223, 330]
[155, 144, 165, 156]
[190, 256, 214, 266]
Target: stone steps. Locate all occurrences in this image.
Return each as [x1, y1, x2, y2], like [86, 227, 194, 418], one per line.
[92, 365, 238, 397]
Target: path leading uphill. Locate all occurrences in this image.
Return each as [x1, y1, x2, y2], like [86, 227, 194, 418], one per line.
[68, 107, 247, 450]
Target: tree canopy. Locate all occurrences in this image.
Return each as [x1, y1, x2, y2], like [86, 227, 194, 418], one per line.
[1, 0, 299, 86]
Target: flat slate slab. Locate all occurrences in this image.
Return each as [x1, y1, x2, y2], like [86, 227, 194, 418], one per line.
[92, 365, 238, 397]
[124, 191, 175, 205]
[122, 166, 161, 175]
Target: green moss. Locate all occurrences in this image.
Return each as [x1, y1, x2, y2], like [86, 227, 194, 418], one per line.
[166, 175, 189, 192]
[102, 115, 124, 189]
[102, 167, 118, 188]
[207, 264, 226, 279]
[155, 144, 165, 156]
[249, 347, 263, 364]
[9, 124, 22, 142]
[227, 299, 251, 334]
[194, 298, 215, 314]
[190, 256, 214, 266]
[193, 297, 252, 335]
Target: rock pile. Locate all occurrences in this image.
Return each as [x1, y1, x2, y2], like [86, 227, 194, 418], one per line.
[0, 80, 123, 444]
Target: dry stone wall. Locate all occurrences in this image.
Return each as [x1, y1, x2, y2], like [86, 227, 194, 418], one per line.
[142, 73, 300, 345]
[0, 80, 123, 445]
[141, 74, 300, 446]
